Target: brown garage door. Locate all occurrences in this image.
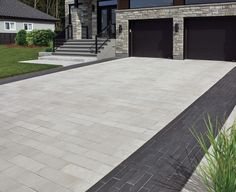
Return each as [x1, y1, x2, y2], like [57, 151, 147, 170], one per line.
[129, 19, 173, 58]
[185, 17, 236, 61]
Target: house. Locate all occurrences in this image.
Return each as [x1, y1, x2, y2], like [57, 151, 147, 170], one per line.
[61, 0, 236, 61]
[0, 0, 57, 44]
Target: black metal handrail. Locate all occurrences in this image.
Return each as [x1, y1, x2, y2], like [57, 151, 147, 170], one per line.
[53, 24, 73, 52]
[91, 23, 116, 54]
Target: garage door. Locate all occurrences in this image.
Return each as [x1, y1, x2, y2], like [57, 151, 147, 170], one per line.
[185, 17, 236, 61]
[129, 19, 173, 58]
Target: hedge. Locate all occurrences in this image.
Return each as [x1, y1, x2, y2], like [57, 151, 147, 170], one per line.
[16, 29, 55, 47]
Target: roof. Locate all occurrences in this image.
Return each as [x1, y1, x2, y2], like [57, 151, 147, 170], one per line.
[0, 0, 57, 22]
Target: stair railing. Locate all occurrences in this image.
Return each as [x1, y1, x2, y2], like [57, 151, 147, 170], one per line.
[53, 24, 73, 52]
[91, 23, 116, 54]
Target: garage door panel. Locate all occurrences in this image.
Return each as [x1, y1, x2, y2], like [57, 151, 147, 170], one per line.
[129, 19, 173, 58]
[185, 17, 236, 61]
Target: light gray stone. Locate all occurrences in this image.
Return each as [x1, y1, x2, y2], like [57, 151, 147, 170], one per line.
[0, 58, 235, 192]
[116, 2, 236, 59]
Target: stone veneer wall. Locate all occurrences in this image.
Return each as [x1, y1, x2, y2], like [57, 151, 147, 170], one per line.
[65, 0, 97, 39]
[116, 2, 236, 59]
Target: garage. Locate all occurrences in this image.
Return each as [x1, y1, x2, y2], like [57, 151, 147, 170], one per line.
[185, 17, 236, 61]
[129, 19, 173, 58]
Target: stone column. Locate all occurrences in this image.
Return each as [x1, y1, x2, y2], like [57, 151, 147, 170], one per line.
[91, 0, 97, 38]
[173, 17, 184, 60]
[71, 8, 82, 39]
[116, 12, 129, 57]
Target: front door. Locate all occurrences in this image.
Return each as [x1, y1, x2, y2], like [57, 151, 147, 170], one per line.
[98, 0, 117, 38]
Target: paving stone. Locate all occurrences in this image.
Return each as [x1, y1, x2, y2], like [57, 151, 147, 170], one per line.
[31, 153, 68, 170]
[85, 151, 123, 167]
[38, 167, 79, 189]
[0, 173, 22, 191]
[0, 159, 13, 171]
[38, 182, 72, 192]
[88, 66, 236, 191]
[9, 155, 45, 172]
[62, 164, 103, 184]
[2, 166, 27, 179]
[8, 185, 37, 192]
[0, 58, 235, 192]
[62, 153, 113, 175]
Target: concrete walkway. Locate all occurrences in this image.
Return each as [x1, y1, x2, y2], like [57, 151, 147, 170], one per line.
[21, 55, 97, 67]
[0, 58, 235, 192]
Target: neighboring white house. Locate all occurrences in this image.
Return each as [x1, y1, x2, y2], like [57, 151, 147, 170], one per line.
[0, 0, 57, 44]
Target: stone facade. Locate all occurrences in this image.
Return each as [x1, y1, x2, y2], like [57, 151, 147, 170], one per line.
[65, 0, 97, 39]
[116, 2, 236, 59]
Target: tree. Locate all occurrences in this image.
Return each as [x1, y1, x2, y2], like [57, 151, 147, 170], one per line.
[19, 0, 65, 30]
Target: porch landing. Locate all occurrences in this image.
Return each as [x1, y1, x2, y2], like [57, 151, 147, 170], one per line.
[20, 55, 97, 67]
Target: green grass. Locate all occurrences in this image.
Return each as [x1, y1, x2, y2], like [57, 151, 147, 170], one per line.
[0, 45, 59, 79]
[193, 118, 236, 192]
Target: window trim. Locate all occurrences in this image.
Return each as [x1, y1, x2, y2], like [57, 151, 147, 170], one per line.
[23, 23, 34, 31]
[4, 21, 16, 31]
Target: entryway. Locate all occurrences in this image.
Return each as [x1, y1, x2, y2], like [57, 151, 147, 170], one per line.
[97, 0, 117, 38]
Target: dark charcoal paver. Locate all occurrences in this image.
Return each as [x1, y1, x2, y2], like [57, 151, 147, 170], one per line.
[87, 67, 236, 192]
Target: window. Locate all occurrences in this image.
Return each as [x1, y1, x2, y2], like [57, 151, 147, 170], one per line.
[130, 0, 173, 8]
[186, 0, 236, 4]
[4, 22, 16, 30]
[98, 0, 117, 6]
[23, 23, 33, 31]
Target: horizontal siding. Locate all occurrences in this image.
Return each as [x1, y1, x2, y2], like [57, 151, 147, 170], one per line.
[0, 19, 55, 33]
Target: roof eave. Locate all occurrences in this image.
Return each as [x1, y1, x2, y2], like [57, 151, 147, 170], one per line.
[0, 15, 58, 22]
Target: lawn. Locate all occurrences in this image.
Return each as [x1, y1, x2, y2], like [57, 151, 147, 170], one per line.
[0, 45, 59, 79]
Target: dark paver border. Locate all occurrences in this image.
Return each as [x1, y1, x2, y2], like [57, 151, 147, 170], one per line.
[0, 57, 119, 85]
[87, 67, 236, 192]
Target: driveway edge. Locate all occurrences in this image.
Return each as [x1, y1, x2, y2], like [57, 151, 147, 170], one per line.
[0, 57, 119, 85]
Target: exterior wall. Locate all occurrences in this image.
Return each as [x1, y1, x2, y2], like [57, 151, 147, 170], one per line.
[116, 2, 236, 59]
[0, 19, 55, 33]
[65, 0, 97, 39]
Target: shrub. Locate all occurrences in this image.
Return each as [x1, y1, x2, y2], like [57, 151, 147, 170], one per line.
[26, 30, 55, 47]
[15, 30, 27, 46]
[45, 47, 53, 52]
[26, 31, 35, 46]
[193, 118, 236, 192]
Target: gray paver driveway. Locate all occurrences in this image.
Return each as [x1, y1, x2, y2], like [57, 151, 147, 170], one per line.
[0, 58, 235, 192]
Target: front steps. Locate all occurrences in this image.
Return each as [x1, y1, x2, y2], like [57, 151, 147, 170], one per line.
[53, 39, 116, 60]
[53, 39, 104, 57]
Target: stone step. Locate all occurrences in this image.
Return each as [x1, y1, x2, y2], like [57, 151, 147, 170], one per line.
[61, 43, 107, 49]
[61, 44, 95, 48]
[39, 55, 96, 61]
[53, 52, 97, 57]
[57, 47, 103, 52]
[67, 39, 105, 43]
[63, 42, 106, 46]
[56, 48, 94, 53]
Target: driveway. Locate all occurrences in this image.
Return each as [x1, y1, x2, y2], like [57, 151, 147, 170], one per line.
[0, 58, 235, 192]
